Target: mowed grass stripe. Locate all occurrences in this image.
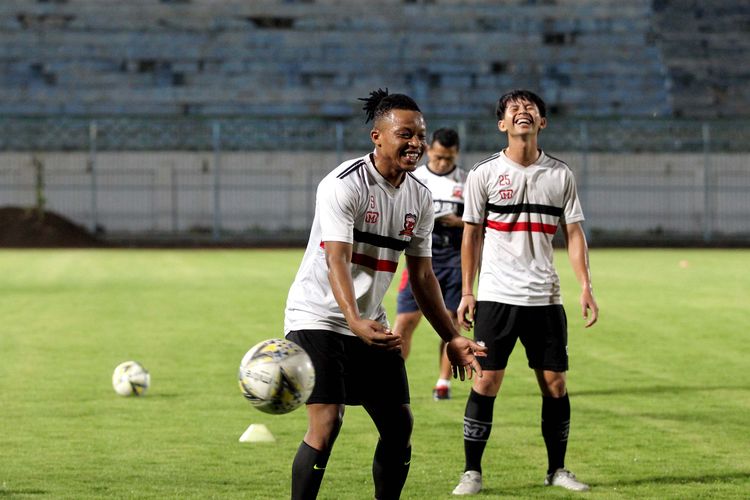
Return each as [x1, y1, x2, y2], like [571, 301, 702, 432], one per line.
[0, 248, 748, 499]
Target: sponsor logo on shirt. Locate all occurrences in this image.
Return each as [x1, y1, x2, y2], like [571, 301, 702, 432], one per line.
[497, 174, 513, 199]
[398, 213, 417, 236]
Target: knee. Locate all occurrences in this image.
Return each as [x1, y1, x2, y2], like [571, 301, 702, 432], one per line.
[395, 312, 421, 334]
[543, 378, 567, 398]
[381, 407, 413, 447]
[324, 409, 344, 439]
[402, 407, 414, 436]
[395, 406, 414, 439]
[306, 407, 344, 450]
[473, 370, 503, 396]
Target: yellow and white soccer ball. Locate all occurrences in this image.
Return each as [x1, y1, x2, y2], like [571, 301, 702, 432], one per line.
[238, 338, 315, 415]
[112, 361, 150, 396]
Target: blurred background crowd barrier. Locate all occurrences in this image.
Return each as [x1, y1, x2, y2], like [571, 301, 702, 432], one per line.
[0, 115, 747, 246]
[1, 0, 748, 246]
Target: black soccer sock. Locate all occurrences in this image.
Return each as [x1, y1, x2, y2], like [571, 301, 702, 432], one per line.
[372, 440, 411, 500]
[541, 394, 571, 474]
[291, 441, 330, 500]
[463, 389, 496, 474]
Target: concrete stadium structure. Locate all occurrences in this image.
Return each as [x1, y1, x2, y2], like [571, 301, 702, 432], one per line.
[1, 0, 749, 119]
[0, 0, 748, 244]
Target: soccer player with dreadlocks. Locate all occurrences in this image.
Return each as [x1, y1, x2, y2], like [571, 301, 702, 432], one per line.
[284, 89, 487, 499]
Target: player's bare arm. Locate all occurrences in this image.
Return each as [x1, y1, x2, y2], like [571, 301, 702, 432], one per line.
[324, 240, 402, 350]
[405, 254, 486, 380]
[563, 222, 599, 327]
[457, 221, 484, 330]
[436, 213, 464, 227]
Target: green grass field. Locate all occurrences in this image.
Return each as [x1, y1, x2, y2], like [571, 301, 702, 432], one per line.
[1, 248, 748, 499]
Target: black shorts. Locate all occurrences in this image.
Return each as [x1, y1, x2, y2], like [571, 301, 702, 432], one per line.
[396, 267, 462, 314]
[286, 330, 410, 406]
[473, 302, 569, 372]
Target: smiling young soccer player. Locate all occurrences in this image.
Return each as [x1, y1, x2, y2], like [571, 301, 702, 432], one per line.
[284, 89, 486, 500]
[451, 90, 599, 495]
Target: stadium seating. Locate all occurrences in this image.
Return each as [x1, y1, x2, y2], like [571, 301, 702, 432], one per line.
[1, 1, 748, 244]
[2, 0, 747, 120]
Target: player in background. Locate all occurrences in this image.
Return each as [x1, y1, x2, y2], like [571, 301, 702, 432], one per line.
[451, 90, 599, 495]
[393, 128, 466, 400]
[284, 89, 487, 500]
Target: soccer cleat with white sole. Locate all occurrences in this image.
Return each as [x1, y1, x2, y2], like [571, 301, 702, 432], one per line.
[452, 470, 482, 495]
[433, 385, 451, 400]
[544, 469, 590, 491]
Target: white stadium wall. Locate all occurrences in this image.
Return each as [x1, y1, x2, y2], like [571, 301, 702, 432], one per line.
[1, 150, 747, 243]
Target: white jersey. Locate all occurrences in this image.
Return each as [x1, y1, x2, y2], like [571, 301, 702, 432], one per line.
[463, 150, 584, 306]
[285, 152, 434, 336]
[413, 164, 466, 268]
[413, 164, 466, 219]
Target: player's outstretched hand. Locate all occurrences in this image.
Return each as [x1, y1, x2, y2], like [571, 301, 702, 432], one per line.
[457, 294, 477, 331]
[350, 318, 402, 351]
[446, 336, 487, 381]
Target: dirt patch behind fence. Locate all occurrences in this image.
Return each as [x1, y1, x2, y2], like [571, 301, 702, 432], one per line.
[0, 206, 103, 248]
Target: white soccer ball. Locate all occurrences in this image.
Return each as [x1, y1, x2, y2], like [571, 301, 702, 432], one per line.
[238, 338, 315, 415]
[112, 361, 151, 396]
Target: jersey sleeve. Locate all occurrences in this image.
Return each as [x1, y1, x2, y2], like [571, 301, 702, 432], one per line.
[405, 192, 434, 257]
[462, 167, 488, 224]
[433, 200, 456, 219]
[431, 168, 466, 219]
[317, 177, 359, 243]
[560, 169, 585, 225]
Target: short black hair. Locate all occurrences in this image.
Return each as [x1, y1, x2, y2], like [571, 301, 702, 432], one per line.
[431, 128, 460, 149]
[495, 89, 547, 120]
[359, 88, 421, 124]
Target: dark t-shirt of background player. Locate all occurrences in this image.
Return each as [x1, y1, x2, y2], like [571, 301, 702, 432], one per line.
[430, 201, 463, 269]
[395, 200, 463, 314]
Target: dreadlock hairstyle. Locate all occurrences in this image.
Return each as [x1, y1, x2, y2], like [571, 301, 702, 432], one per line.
[358, 88, 421, 124]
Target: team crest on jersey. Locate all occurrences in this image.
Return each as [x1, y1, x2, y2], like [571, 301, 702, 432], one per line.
[452, 185, 463, 199]
[399, 213, 417, 236]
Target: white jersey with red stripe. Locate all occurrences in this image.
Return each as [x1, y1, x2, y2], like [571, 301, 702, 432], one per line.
[462, 150, 584, 306]
[284, 152, 434, 336]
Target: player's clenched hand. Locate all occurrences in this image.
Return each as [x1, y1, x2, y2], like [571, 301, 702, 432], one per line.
[349, 318, 402, 351]
[446, 336, 487, 381]
[457, 294, 477, 331]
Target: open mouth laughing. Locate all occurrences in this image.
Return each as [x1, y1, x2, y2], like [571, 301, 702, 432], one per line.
[514, 114, 533, 126]
[402, 150, 422, 165]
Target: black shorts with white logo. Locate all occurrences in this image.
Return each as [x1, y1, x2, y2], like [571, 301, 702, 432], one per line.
[473, 302, 569, 372]
[287, 329, 410, 406]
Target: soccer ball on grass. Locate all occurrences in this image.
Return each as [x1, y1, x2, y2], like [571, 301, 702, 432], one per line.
[112, 360, 150, 396]
[238, 338, 315, 414]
